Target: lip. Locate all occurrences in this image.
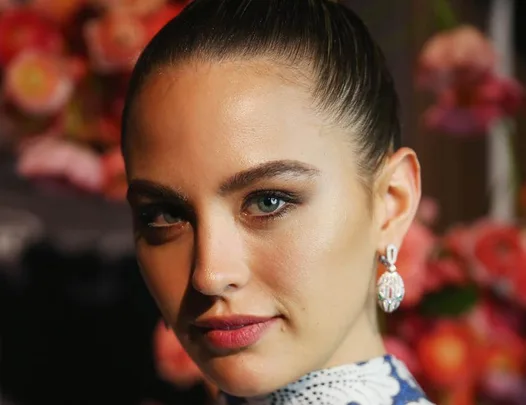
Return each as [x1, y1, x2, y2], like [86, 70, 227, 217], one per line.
[192, 315, 277, 351]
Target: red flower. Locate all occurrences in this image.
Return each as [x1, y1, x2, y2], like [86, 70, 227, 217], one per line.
[153, 320, 203, 389]
[393, 314, 430, 347]
[423, 74, 523, 136]
[509, 266, 526, 307]
[463, 302, 526, 400]
[383, 221, 435, 308]
[443, 220, 526, 304]
[0, 8, 63, 66]
[465, 300, 522, 343]
[143, 4, 185, 41]
[479, 328, 525, 402]
[471, 221, 526, 285]
[84, 10, 148, 73]
[440, 384, 477, 405]
[426, 257, 469, 289]
[4, 50, 74, 115]
[417, 25, 496, 93]
[29, 0, 86, 24]
[417, 321, 479, 389]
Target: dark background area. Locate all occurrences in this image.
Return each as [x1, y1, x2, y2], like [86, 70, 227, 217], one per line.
[0, 155, 208, 404]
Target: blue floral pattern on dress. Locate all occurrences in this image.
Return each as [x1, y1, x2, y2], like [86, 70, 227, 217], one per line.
[220, 355, 435, 405]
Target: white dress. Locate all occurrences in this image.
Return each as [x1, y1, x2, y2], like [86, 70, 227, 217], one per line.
[218, 355, 435, 405]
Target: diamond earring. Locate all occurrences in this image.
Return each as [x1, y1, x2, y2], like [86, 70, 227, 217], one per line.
[377, 244, 405, 313]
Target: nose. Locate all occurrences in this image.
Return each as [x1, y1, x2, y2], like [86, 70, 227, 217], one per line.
[191, 214, 251, 297]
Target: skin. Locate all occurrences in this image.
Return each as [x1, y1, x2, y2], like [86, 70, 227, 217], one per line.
[125, 58, 421, 398]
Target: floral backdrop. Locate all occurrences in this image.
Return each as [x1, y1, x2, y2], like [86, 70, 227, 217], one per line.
[0, 0, 191, 200]
[0, 1, 525, 405]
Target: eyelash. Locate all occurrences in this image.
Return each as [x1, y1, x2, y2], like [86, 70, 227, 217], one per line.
[136, 190, 300, 230]
[242, 190, 298, 222]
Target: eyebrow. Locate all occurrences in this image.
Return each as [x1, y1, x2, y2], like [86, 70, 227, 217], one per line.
[218, 160, 320, 194]
[127, 180, 188, 203]
[127, 160, 320, 201]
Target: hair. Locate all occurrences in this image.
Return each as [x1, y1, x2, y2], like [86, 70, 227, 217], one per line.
[122, 0, 401, 179]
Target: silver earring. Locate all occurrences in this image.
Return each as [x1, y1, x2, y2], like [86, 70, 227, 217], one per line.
[377, 244, 405, 313]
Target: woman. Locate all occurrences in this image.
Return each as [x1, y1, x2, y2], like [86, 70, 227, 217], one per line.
[122, 0, 431, 404]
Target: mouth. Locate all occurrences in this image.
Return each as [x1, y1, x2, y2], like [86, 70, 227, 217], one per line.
[192, 315, 278, 351]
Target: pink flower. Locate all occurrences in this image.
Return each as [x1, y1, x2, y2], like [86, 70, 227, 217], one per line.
[392, 222, 436, 307]
[16, 136, 104, 193]
[417, 25, 496, 93]
[4, 50, 75, 115]
[423, 74, 524, 136]
[0, 8, 63, 66]
[84, 10, 148, 73]
[481, 372, 524, 403]
[153, 320, 203, 389]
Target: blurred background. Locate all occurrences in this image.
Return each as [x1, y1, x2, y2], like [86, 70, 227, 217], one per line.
[0, 0, 525, 404]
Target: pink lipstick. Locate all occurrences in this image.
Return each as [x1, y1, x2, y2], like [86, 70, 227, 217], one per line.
[193, 315, 277, 350]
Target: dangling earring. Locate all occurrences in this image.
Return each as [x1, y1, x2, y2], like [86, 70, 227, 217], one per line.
[377, 244, 405, 313]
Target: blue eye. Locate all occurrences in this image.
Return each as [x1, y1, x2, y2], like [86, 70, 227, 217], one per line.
[252, 196, 285, 214]
[244, 192, 295, 217]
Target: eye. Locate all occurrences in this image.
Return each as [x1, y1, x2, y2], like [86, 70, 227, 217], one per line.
[243, 191, 294, 217]
[138, 204, 186, 228]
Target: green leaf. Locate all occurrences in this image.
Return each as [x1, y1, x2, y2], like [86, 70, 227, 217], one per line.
[419, 284, 479, 317]
[433, 0, 459, 30]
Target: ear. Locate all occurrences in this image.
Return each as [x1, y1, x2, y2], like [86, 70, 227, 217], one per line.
[373, 147, 421, 251]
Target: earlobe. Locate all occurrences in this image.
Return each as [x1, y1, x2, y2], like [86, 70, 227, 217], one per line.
[375, 147, 421, 249]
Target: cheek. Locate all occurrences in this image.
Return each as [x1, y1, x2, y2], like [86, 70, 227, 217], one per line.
[254, 198, 375, 322]
[136, 239, 193, 319]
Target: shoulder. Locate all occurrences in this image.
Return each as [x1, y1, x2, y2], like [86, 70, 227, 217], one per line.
[385, 356, 436, 405]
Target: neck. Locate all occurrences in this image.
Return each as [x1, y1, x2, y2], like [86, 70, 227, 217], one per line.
[222, 355, 429, 405]
[321, 303, 386, 369]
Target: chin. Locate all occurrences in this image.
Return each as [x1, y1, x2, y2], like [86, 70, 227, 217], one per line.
[200, 352, 288, 398]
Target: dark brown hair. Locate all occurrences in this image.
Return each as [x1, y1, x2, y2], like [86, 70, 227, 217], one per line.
[122, 0, 401, 177]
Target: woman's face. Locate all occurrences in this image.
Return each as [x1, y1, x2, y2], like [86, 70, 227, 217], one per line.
[125, 59, 417, 397]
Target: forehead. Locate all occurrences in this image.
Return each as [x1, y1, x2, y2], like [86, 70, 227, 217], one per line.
[126, 59, 355, 186]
